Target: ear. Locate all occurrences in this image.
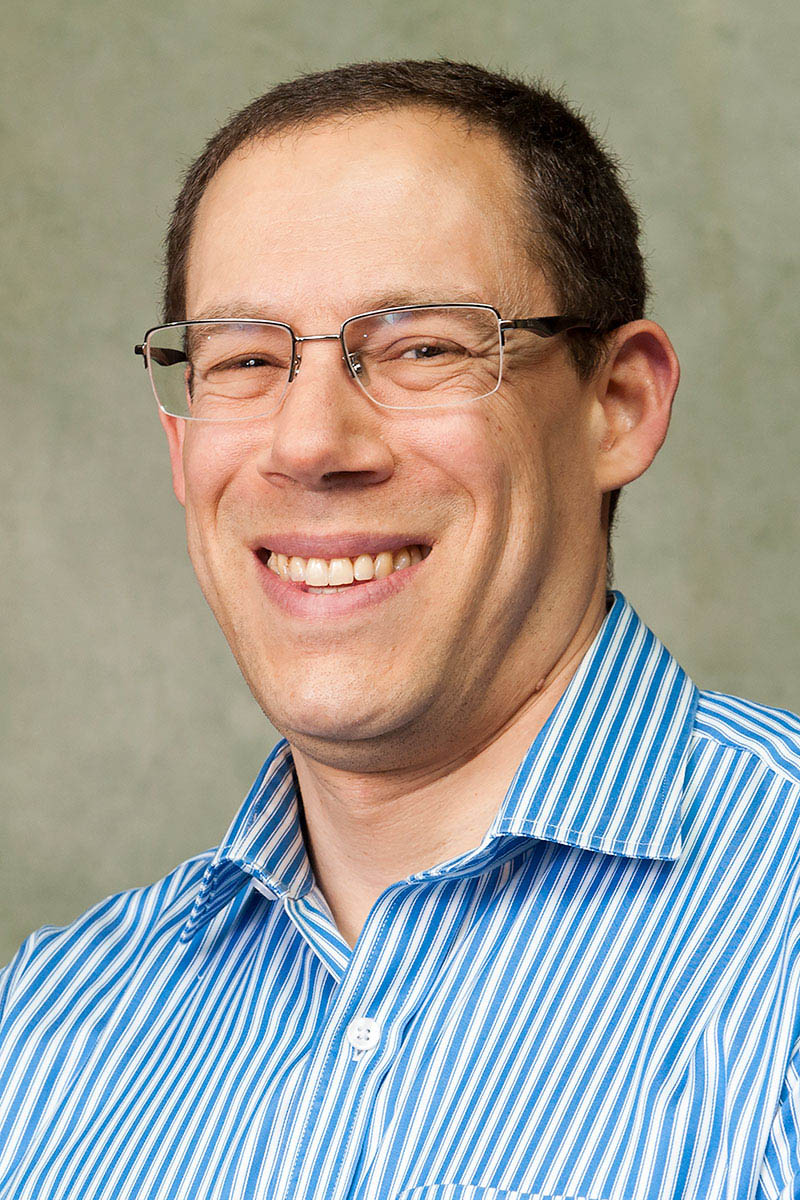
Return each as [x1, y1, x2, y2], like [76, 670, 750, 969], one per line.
[158, 410, 187, 506]
[591, 319, 680, 492]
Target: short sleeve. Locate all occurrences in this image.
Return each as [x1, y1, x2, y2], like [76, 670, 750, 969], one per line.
[757, 1037, 800, 1199]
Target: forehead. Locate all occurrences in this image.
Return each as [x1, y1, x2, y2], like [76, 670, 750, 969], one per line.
[185, 106, 550, 322]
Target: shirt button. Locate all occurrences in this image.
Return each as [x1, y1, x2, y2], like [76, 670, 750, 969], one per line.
[346, 1017, 381, 1057]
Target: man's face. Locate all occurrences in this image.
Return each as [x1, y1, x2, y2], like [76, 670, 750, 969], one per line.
[165, 107, 606, 771]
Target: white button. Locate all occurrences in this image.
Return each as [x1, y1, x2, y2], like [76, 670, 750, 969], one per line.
[346, 1017, 381, 1057]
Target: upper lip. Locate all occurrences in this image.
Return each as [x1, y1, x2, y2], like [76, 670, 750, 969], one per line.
[251, 533, 432, 559]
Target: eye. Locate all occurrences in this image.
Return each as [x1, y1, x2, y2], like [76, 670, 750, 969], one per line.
[384, 337, 468, 363]
[400, 342, 450, 360]
[206, 353, 284, 375]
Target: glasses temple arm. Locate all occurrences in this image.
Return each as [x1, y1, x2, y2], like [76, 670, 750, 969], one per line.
[500, 317, 595, 338]
[134, 345, 188, 368]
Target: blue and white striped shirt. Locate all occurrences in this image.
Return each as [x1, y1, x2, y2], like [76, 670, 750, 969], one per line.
[3, 591, 800, 1200]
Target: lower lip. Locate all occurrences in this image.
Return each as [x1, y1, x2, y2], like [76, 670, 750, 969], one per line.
[254, 553, 425, 619]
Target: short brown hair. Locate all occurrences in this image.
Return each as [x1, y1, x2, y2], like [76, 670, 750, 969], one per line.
[163, 59, 649, 543]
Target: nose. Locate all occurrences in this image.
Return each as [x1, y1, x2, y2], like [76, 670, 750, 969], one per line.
[256, 338, 395, 492]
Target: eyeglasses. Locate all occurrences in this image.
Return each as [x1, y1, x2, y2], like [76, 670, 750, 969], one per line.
[134, 303, 597, 421]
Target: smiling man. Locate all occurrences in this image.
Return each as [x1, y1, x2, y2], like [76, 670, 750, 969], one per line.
[2, 60, 800, 1200]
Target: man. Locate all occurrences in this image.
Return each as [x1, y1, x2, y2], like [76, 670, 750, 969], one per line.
[1, 58, 799, 1200]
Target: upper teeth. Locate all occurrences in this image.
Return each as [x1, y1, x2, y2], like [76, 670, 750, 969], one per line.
[265, 545, 426, 588]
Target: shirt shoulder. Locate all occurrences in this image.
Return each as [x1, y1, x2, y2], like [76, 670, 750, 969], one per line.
[0, 849, 216, 1026]
[694, 687, 800, 786]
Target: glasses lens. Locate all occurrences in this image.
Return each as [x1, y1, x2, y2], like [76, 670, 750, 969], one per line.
[342, 306, 502, 408]
[146, 322, 294, 420]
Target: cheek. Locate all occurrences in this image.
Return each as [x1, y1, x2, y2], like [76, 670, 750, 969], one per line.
[479, 395, 549, 520]
[180, 429, 262, 592]
[181, 425, 260, 519]
[494, 374, 594, 501]
[398, 406, 517, 532]
[473, 384, 597, 580]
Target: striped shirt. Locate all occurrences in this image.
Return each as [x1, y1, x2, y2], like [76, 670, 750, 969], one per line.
[2, 590, 800, 1200]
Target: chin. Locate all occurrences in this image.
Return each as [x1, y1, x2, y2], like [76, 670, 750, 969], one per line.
[274, 698, 403, 747]
[252, 673, 433, 762]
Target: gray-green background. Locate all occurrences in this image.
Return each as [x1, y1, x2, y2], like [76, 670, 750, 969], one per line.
[2, 0, 798, 963]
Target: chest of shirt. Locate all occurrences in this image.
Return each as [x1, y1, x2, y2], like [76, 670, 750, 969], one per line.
[5, 823, 796, 1200]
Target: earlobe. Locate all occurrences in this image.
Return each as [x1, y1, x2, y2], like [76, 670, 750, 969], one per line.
[593, 320, 680, 493]
[158, 410, 187, 506]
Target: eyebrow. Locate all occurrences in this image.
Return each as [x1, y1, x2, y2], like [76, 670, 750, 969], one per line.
[190, 289, 495, 324]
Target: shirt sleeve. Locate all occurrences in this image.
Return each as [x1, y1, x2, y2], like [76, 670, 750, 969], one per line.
[757, 1037, 800, 1199]
[0, 852, 214, 1030]
[0, 924, 57, 1027]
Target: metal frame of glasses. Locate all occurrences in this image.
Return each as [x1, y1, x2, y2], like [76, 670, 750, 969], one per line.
[134, 302, 596, 420]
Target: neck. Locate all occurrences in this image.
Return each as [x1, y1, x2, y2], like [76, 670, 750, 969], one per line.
[290, 586, 609, 948]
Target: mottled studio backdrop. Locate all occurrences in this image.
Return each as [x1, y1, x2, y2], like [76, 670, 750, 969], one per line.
[1, 0, 798, 961]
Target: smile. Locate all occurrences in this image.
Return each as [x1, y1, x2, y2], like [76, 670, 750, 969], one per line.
[257, 544, 431, 592]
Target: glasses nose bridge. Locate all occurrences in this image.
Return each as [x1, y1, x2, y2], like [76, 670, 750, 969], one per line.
[290, 330, 351, 382]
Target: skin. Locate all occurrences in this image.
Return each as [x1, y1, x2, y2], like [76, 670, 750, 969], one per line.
[160, 106, 679, 946]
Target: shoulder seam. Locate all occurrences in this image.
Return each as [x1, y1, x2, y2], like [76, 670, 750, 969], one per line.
[692, 723, 800, 789]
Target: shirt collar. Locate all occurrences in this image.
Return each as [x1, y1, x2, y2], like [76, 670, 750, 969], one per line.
[488, 589, 697, 861]
[180, 591, 697, 942]
[179, 741, 307, 942]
